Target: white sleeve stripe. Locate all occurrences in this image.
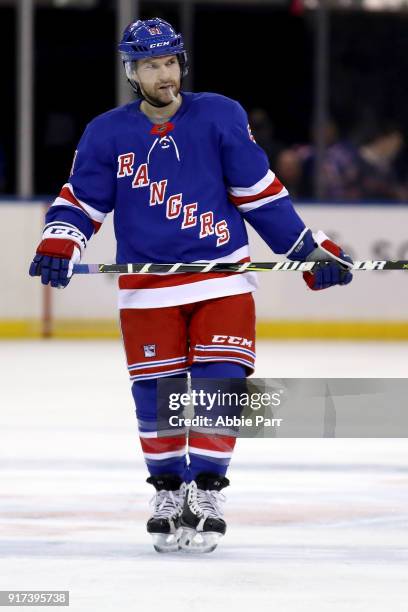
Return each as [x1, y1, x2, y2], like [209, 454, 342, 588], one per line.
[58, 183, 107, 224]
[237, 186, 289, 213]
[52, 197, 79, 209]
[44, 221, 83, 233]
[51, 198, 86, 216]
[51, 195, 107, 225]
[285, 227, 310, 257]
[228, 169, 275, 197]
[68, 183, 107, 223]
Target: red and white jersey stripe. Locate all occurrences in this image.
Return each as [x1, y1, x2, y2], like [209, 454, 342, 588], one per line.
[51, 183, 107, 233]
[118, 245, 258, 309]
[228, 169, 289, 213]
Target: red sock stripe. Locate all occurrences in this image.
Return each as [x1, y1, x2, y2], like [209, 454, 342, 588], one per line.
[188, 432, 237, 453]
[140, 435, 187, 454]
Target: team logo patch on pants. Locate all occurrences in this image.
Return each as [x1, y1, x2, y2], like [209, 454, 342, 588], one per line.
[143, 344, 157, 358]
[120, 293, 256, 381]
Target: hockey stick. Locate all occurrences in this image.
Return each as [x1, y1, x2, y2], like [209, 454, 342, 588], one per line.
[72, 260, 408, 274]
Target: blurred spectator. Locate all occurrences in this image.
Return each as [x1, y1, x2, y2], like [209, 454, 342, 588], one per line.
[248, 108, 283, 168]
[289, 118, 408, 203]
[357, 122, 406, 202]
[296, 119, 362, 201]
[275, 148, 304, 199]
[394, 143, 408, 202]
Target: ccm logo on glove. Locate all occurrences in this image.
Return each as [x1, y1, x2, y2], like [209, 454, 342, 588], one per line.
[29, 222, 86, 288]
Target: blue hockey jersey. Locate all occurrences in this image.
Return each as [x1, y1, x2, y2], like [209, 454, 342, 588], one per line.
[46, 92, 307, 308]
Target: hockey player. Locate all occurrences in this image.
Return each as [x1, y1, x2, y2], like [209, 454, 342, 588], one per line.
[29, 18, 353, 553]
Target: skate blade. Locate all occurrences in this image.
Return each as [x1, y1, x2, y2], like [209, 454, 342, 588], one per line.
[151, 531, 181, 553]
[179, 528, 222, 553]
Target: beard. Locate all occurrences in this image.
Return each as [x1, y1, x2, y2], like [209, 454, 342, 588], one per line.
[139, 81, 181, 108]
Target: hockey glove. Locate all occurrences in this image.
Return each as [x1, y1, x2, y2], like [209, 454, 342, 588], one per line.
[29, 222, 86, 288]
[289, 229, 353, 291]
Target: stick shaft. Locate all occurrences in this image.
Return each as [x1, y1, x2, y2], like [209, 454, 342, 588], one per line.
[72, 260, 408, 274]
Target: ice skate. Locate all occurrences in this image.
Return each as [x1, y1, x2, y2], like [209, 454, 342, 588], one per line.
[179, 473, 229, 553]
[146, 474, 186, 553]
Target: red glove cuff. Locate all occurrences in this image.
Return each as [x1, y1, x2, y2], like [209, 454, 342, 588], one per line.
[303, 271, 322, 291]
[36, 238, 77, 259]
[320, 239, 342, 258]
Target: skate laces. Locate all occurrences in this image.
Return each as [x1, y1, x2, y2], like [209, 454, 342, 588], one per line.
[150, 489, 183, 519]
[194, 487, 226, 518]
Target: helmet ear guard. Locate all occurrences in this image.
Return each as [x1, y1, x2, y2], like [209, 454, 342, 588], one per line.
[178, 51, 189, 78]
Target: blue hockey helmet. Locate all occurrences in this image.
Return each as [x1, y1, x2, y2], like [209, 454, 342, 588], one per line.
[118, 18, 188, 95]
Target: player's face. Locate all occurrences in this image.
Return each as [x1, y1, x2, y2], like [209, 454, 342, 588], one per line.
[134, 55, 181, 106]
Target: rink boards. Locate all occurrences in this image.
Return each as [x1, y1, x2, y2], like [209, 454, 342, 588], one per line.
[3, 201, 408, 338]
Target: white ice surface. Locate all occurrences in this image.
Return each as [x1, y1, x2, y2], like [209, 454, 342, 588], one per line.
[0, 341, 407, 612]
